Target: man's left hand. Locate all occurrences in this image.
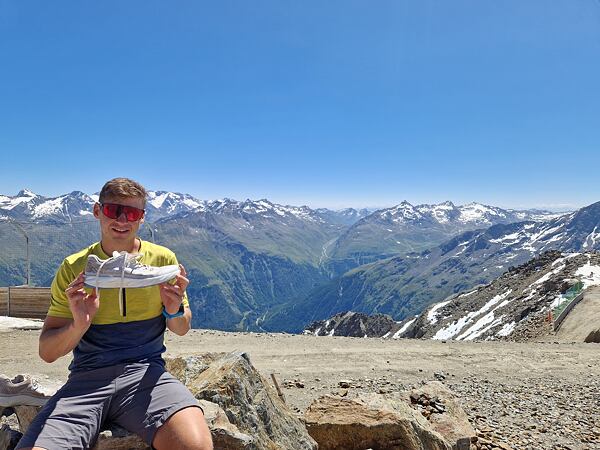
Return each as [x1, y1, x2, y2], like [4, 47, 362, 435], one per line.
[159, 264, 189, 315]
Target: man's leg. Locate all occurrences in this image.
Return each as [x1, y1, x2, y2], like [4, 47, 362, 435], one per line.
[152, 406, 213, 450]
[111, 362, 213, 449]
[15, 368, 115, 450]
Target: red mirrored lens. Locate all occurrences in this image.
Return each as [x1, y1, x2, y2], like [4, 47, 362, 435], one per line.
[101, 203, 144, 222]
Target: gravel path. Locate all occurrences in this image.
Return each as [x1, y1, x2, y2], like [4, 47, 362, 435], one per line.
[1, 328, 599, 449]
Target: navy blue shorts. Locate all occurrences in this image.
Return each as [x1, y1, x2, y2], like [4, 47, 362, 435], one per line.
[16, 361, 201, 449]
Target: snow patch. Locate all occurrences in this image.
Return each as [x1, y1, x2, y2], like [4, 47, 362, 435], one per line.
[392, 317, 416, 339]
[496, 321, 516, 337]
[433, 290, 512, 340]
[427, 300, 452, 324]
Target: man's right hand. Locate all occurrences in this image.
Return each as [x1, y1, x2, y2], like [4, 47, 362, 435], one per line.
[65, 272, 99, 330]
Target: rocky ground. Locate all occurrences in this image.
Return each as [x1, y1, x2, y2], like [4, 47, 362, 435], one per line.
[1, 328, 599, 449]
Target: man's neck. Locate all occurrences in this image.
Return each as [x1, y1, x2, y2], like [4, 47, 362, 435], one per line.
[100, 237, 141, 256]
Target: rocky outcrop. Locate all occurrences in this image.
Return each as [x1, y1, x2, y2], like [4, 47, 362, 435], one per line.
[303, 311, 397, 337]
[304, 381, 475, 450]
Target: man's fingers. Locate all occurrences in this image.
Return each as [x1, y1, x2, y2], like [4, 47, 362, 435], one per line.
[179, 264, 187, 277]
[66, 284, 84, 294]
[68, 291, 87, 303]
[161, 284, 182, 295]
[175, 274, 189, 289]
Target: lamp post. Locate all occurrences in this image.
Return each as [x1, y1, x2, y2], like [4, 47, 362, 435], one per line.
[8, 218, 30, 286]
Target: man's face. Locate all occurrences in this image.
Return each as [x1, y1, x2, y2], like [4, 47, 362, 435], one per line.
[93, 196, 145, 244]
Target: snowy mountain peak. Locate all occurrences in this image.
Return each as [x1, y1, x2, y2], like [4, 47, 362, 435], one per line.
[203, 198, 323, 222]
[17, 189, 38, 198]
[146, 190, 203, 214]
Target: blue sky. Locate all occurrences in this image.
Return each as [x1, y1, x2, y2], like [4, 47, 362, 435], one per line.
[1, 1, 599, 210]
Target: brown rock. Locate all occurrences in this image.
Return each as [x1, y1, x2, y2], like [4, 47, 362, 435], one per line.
[406, 382, 476, 450]
[93, 424, 148, 450]
[304, 393, 452, 450]
[13, 406, 41, 435]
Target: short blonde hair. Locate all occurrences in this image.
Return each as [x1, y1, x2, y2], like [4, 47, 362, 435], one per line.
[98, 178, 147, 207]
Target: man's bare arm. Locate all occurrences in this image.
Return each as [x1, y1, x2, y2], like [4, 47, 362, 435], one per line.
[39, 316, 89, 363]
[40, 272, 98, 363]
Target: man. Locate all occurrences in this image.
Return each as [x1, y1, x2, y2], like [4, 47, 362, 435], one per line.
[17, 178, 213, 450]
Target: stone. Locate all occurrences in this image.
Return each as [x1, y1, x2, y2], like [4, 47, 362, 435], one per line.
[407, 382, 476, 450]
[304, 393, 452, 450]
[166, 352, 317, 450]
[13, 406, 41, 435]
[197, 400, 255, 450]
[0, 424, 22, 450]
[93, 424, 148, 450]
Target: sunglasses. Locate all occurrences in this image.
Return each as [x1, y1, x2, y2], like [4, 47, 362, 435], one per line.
[100, 203, 145, 222]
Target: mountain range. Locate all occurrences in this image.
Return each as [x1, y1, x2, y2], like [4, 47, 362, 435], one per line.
[322, 201, 564, 277]
[0, 188, 581, 333]
[303, 250, 600, 342]
[262, 202, 600, 331]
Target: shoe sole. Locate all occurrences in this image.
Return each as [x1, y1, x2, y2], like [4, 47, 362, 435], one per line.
[0, 394, 49, 407]
[83, 270, 180, 289]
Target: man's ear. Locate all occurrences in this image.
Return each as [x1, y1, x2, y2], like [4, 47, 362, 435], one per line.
[93, 203, 100, 218]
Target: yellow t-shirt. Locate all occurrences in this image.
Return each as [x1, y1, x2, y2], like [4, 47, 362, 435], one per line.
[49, 239, 189, 324]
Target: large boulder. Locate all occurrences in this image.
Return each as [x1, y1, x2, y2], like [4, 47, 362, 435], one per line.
[305, 393, 452, 450]
[166, 352, 317, 450]
[305, 382, 476, 450]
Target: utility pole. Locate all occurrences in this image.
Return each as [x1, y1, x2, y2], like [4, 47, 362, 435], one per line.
[8, 218, 30, 286]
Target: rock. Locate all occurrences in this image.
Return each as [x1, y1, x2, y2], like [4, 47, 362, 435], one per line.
[93, 424, 148, 450]
[166, 352, 317, 450]
[304, 393, 452, 450]
[197, 400, 255, 450]
[0, 424, 22, 450]
[13, 406, 41, 435]
[407, 382, 476, 450]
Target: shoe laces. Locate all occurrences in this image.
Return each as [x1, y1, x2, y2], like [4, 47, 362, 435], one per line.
[94, 251, 146, 316]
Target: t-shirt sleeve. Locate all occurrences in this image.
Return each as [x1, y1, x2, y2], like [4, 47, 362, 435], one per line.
[48, 259, 75, 319]
[165, 251, 189, 308]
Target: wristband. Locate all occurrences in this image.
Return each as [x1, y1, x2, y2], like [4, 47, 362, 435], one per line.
[162, 304, 185, 319]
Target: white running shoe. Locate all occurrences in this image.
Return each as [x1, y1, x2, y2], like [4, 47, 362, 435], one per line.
[84, 251, 180, 289]
[0, 374, 50, 407]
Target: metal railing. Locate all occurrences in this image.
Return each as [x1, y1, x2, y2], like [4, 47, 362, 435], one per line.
[553, 281, 585, 331]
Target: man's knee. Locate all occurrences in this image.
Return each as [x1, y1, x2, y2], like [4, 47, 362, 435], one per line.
[152, 406, 213, 450]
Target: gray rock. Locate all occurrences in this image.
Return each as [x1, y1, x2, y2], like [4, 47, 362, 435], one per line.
[166, 352, 317, 450]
